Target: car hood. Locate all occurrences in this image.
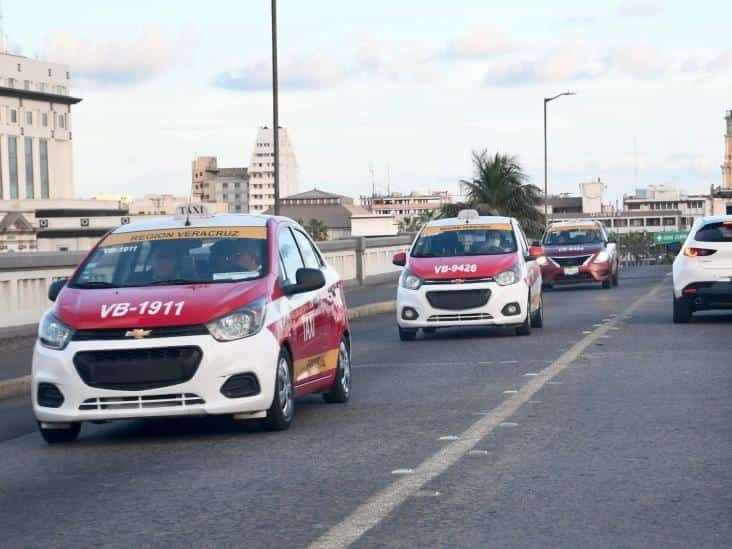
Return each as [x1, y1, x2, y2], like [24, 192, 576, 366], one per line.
[407, 253, 520, 280]
[55, 279, 271, 330]
[542, 243, 605, 257]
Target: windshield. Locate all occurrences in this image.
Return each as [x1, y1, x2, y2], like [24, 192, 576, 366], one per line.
[543, 226, 604, 246]
[411, 224, 517, 257]
[695, 221, 732, 242]
[71, 226, 269, 288]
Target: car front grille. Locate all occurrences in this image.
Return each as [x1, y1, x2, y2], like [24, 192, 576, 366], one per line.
[73, 346, 203, 391]
[551, 255, 591, 267]
[72, 325, 209, 341]
[427, 313, 494, 322]
[423, 277, 494, 285]
[79, 393, 205, 411]
[426, 289, 490, 310]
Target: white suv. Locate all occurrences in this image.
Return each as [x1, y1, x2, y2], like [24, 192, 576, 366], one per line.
[672, 215, 732, 323]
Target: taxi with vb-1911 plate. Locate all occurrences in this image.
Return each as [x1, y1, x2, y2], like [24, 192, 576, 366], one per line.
[392, 210, 544, 340]
[32, 206, 352, 443]
[531, 220, 619, 289]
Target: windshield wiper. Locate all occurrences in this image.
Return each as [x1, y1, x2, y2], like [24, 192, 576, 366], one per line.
[143, 279, 202, 286]
[73, 281, 119, 289]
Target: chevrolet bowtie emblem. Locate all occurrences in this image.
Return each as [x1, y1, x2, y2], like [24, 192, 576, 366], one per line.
[125, 329, 152, 339]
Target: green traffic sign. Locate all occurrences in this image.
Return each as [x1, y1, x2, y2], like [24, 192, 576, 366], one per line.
[654, 231, 688, 244]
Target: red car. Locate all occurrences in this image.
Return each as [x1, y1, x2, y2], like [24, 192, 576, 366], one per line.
[532, 221, 619, 289]
[32, 206, 351, 442]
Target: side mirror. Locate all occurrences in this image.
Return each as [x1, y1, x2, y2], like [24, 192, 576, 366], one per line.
[282, 268, 325, 296]
[529, 245, 544, 257]
[392, 251, 407, 267]
[48, 278, 68, 302]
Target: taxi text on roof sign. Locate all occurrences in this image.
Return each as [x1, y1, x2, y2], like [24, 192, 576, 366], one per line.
[175, 203, 212, 219]
[101, 226, 267, 246]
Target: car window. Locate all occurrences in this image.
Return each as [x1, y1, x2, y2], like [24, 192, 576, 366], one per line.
[279, 228, 305, 285]
[694, 221, 732, 242]
[412, 224, 517, 257]
[543, 226, 604, 246]
[293, 229, 323, 269]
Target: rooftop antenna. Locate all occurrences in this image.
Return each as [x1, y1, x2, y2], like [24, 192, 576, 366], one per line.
[369, 161, 375, 197]
[633, 136, 639, 188]
[185, 153, 196, 226]
[386, 163, 391, 195]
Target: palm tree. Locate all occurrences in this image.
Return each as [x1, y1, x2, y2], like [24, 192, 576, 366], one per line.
[398, 216, 419, 233]
[305, 219, 329, 241]
[459, 150, 545, 237]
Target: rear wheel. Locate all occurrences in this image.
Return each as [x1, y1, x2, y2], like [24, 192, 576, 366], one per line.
[530, 294, 544, 328]
[673, 297, 692, 323]
[602, 278, 612, 289]
[398, 327, 417, 341]
[264, 349, 294, 431]
[542, 283, 553, 291]
[37, 422, 81, 444]
[323, 337, 351, 404]
[612, 264, 619, 286]
[515, 295, 532, 336]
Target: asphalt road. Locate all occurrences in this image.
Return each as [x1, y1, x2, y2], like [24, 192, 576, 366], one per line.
[0, 266, 730, 548]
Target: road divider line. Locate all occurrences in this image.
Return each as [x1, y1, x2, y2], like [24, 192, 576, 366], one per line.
[347, 300, 395, 320]
[309, 280, 666, 549]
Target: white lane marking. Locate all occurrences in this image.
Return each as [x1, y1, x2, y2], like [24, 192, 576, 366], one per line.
[499, 422, 519, 428]
[582, 331, 592, 334]
[479, 361, 494, 365]
[529, 400, 543, 404]
[414, 490, 441, 498]
[467, 450, 489, 456]
[309, 280, 665, 549]
[503, 390, 519, 394]
[500, 360, 519, 364]
[524, 373, 538, 377]
[548, 381, 563, 385]
[391, 469, 414, 475]
[438, 435, 459, 441]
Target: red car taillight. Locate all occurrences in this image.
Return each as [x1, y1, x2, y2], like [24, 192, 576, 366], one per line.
[683, 247, 717, 257]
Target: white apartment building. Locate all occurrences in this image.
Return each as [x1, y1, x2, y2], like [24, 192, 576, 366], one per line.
[192, 156, 249, 213]
[0, 52, 80, 201]
[247, 126, 299, 213]
[361, 190, 451, 219]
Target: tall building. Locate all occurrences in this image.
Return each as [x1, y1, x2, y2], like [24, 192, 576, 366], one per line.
[247, 126, 299, 213]
[0, 52, 81, 200]
[722, 110, 731, 190]
[191, 156, 249, 212]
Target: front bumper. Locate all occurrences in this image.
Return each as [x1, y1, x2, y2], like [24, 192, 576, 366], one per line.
[396, 280, 529, 329]
[541, 260, 610, 285]
[32, 329, 280, 423]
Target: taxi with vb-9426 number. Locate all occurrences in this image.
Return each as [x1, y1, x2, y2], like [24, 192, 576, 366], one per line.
[392, 210, 544, 340]
[32, 207, 352, 443]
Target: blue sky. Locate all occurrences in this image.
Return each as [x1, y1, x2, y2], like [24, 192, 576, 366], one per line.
[6, 0, 732, 203]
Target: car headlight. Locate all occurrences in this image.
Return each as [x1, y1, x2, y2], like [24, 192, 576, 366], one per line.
[38, 311, 73, 350]
[593, 251, 609, 263]
[400, 269, 422, 290]
[536, 256, 549, 266]
[495, 265, 520, 286]
[206, 298, 267, 341]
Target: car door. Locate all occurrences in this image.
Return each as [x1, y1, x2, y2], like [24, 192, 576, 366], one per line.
[515, 222, 541, 309]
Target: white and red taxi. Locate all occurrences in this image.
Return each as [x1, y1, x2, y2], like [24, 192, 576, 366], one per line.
[393, 210, 543, 340]
[32, 207, 351, 443]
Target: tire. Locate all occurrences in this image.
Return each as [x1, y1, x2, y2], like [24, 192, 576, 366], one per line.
[602, 279, 612, 289]
[398, 327, 417, 341]
[542, 283, 553, 291]
[323, 337, 351, 404]
[530, 294, 544, 328]
[38, 422, 81, 444]
[515, 295, 532, 336]
[612, 264, 619, 286]
[264, 348, 295, 431]
[673, 297, 692, 324]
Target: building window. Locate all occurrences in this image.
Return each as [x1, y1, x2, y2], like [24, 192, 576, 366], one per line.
[10, 109, 17, 123]
[58, 114, 66, 129]
[39, 82, 46, 92]
[8, 77, 15, 88]
[8, 136, 19, 199]
[66, 71, 70, 80]
[24, 80, 30, 90]
[48, 68, 52, 77]
[26, 111, 33, 125]
[234, 182, 240, 188]
[0, 141, 3, 199]
[24, 137, 34, 198]
[222, 193, 228, 200]
[42, 113, 48, 127]
[222, 182, 228, 189]
[40, 139, 49, 198]
[17, 63, 21, 72]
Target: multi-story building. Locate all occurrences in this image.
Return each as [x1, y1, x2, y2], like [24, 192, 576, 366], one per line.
[710, 109, 732, 216]
[247, 126, 299, 213]
[0, 52, 81, 200]
[192, 156, 249, 213]
[360, 190, 450, 219]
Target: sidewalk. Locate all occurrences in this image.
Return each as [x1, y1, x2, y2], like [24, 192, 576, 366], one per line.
[0, 281, 398, 383]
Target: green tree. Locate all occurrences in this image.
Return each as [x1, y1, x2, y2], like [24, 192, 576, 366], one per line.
[614, 231, 655, 264]
[398, 216, 419, 233]
[304, 219, 329, 241]
[458, 150, 545, 237]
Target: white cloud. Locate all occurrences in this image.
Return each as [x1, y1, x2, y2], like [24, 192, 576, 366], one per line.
[606, 45, 668, 79]
[617, 1, 666, 18]
[444, 26, 518, 59]
[214, 51, 344, 92]
[43, 27, 195, 85]
[351, 36, 442, 84]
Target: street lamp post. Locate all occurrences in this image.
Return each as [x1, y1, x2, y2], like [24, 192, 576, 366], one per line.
[271, 0, 280, 215]
[543, 91, 575, 227]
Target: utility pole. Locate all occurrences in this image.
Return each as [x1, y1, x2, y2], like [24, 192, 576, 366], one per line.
[271, 0, 280, 215]
[544, 91, 576, 228]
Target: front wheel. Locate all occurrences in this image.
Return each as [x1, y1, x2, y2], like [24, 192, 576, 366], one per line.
[398, 327, 417, 341]
[38, 422, 81, 444]
[264, 349, 294, 431]
[515, 296, 532, 336]
[602, 279, 612, 289]
[530, 294, 544, 328]
[612, 265, 619, 286]
[673, 297, 692, 324]
[323, 337, 351, 404]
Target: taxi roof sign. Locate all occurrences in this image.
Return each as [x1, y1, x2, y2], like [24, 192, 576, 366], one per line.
[174, 203, 212, 220]
[457, 209, 480, 221]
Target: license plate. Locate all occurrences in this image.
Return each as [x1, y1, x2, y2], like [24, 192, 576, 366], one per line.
[563, 267, 579, 276]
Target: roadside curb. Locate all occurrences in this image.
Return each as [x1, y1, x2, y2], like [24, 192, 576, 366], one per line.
[0, 300, 397, 401]
[0, 375, 30, 400]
